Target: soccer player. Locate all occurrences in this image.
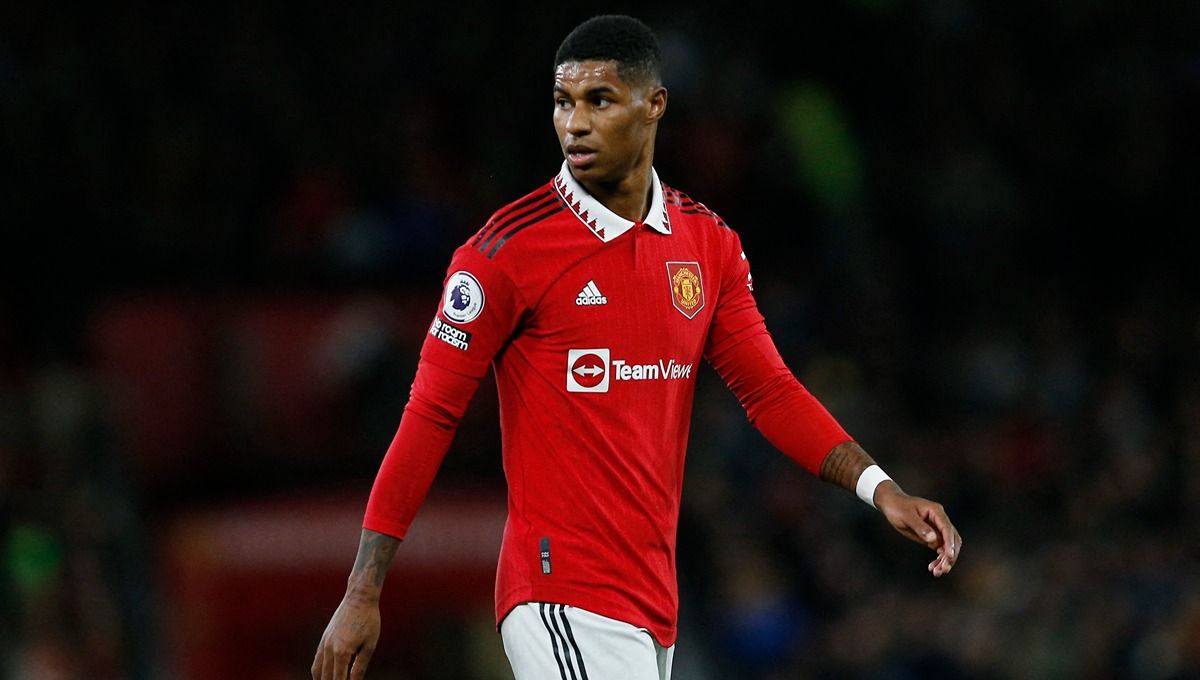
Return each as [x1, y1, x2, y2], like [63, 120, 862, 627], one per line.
[312, 14, 961, 680]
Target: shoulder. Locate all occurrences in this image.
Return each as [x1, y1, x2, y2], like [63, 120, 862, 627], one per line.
[663, 183, 733, 232]
[662, 182, 742, 257]
[440, 177, 574, 305]
[463, 179, 566, 260]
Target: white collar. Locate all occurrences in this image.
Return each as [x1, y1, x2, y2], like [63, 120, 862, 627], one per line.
[553, 162, 672, 242]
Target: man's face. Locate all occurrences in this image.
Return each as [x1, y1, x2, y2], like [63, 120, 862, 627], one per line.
[553, 60, 663, 184]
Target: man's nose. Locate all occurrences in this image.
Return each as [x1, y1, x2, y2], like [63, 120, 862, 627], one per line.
[566, 106, 591, 136]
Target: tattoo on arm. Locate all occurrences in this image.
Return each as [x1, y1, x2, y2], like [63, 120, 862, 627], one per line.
[349, 528, 400, 593]
[819, 441, 877, 492]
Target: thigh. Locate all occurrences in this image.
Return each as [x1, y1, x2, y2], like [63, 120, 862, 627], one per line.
[501, 602, 662, 680]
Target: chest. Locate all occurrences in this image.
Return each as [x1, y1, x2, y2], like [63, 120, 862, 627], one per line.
[526, 229, 719, 358]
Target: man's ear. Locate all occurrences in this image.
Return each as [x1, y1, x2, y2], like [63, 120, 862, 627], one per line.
[646, 85, 668, 123]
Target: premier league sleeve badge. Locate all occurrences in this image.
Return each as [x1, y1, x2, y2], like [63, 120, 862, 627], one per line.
[442, 271, 486, 323]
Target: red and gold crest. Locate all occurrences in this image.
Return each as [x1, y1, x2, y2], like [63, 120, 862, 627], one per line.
[665, 261, 705, 319]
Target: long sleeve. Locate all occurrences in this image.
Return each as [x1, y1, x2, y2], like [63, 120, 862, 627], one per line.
[362, 240, 528, 538]
[362, 359, 482, 539]
[704, 229, 852, 475]
[707, 327, 851, 475]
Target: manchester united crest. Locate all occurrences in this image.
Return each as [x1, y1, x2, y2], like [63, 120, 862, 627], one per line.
[665, 261, 705, 319]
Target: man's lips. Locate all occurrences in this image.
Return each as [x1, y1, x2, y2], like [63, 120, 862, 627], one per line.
[567, 147, 598, 166]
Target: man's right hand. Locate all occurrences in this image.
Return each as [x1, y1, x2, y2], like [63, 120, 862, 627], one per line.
[311, 591, 381, 680]
[312, 529, 399, 680]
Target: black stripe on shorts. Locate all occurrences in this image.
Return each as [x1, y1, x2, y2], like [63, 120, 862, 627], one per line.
[557, 605, 590, 680]
[539, 603, 571, 680]
[539, 604, 590, 680]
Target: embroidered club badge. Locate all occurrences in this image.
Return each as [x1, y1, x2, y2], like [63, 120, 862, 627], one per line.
[665, 261, 705, 319]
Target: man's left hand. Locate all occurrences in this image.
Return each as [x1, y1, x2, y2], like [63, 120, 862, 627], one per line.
[873, 482, 962, 577]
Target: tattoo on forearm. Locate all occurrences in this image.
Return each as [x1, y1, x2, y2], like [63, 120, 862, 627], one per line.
[819, 441, 877, 492]
[351, 529, 400, 589]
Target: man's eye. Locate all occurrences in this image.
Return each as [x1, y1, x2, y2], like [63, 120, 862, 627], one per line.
[555, 99, 571, 109]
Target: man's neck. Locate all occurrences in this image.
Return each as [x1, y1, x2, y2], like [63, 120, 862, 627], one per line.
[574, 162, 653, 224]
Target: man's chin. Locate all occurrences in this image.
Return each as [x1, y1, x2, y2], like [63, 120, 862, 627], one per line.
[566, 161, 606, 183]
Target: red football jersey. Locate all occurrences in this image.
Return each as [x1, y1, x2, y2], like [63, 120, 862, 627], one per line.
[364, 163, 851, 646]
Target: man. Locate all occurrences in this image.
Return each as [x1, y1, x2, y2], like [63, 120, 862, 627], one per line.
[312, 14, 961, 680]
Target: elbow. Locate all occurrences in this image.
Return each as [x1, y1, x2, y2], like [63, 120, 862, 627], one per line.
[404, 393, 462, 431]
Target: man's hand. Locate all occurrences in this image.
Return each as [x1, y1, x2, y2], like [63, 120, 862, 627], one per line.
[312, 529, 399, 680]
[819, 443, 962, 576]
[312, 590, 381, 680]
[873, 482, 962, 577]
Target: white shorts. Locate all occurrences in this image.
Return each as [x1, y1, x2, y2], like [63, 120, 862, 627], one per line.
[501, 602, 674, 680]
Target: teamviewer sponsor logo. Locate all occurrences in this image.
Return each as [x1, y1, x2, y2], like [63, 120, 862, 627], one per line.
[612, 359, 693, 381]
[567, 348, 610, 392]
[567, 349, 695, 393]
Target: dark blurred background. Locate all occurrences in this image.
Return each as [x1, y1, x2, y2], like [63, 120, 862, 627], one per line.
[3, 1, 1200, 678]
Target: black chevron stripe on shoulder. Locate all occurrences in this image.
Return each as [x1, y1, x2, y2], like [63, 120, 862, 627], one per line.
[671, 189, 731, 229]
[680, 206, 729, 223]
[663, 185, 684, 206]
[669, 188, 705, 211]
[475, 192, 559, 253]
[471, 186, 555, 247]
[485, 203, 564, 259]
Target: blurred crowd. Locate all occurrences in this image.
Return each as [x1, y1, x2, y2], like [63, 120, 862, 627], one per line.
[2, 2, 1199, 678]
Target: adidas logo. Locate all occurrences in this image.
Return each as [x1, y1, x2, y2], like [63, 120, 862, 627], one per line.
[575, 280, 608, 306]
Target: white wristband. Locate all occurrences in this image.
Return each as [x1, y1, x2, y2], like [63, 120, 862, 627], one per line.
[855, 464, 892, 509]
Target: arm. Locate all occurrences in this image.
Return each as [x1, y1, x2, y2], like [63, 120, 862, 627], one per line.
[313, 246, 527, 680]
[711, 334, 962, 577]
[704, 230, 960, 576]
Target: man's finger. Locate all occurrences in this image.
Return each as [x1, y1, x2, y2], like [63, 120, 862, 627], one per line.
[946, 529, 962, 565]
[323, 644, 341, 680]
[905, 511, 940, 548]
[333, 646, 352, 680]
[930, 532, 962, 577]
[320, 637, 337, 680]
[920, 503, 955, 552]
[350, 645, 375, 680]
[312, 644, 324, 680]
[930, 549, 949, 576]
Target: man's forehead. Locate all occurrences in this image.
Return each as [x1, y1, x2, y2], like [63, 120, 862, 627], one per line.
[554, 60, 626, 89]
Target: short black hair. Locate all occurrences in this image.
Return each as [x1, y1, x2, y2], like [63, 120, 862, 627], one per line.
[554, 15, 662, 87]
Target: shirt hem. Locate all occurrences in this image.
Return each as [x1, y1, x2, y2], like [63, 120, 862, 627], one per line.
[495, 584, 678, 648]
